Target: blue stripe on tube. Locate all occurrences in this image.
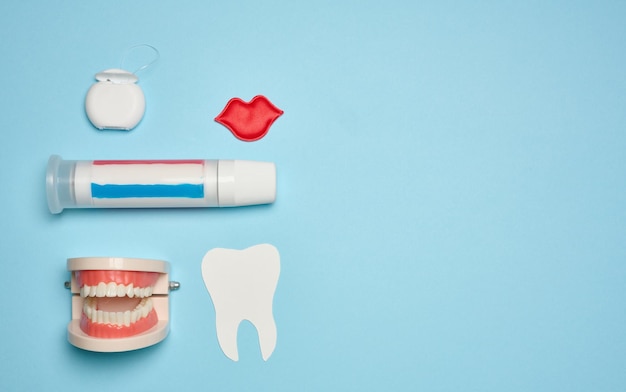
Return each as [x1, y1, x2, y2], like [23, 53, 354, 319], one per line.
[91, 183, 204, 199]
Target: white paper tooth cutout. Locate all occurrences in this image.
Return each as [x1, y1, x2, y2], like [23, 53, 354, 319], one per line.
[201, 244, 280, 361]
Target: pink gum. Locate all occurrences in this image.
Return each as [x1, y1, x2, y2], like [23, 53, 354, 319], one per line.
[76, 270, 159, 288]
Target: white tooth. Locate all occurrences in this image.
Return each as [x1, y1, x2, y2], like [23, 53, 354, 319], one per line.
[116, 312, 124, 326]
[140, 288, 146, 298]
[103, 311, 110, 324]
[123, 311, 131, 327]
[84, 299, 92, 319]
[141, 302, 149, 318]
[106, 282, 117, 297]
[89, 285, 97, 297]
[117, 284, 126, 297]
[131, 309, 138, 323]
[134, 287, 141, 298]
[127, 283, 134, 298]
[80, 286, 87, 297]
[96, 282, 106, 297]
[201, 244, 280, 361]
[97, 310, 103, 324]
[109, 311, 116, 324]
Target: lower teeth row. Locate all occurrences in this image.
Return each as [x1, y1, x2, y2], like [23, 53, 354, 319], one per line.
[83, 297, 153, 326]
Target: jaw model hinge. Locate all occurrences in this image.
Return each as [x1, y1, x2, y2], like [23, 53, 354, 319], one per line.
[66, 257, 177, 352]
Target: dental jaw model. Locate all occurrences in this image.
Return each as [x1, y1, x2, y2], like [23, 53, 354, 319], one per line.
[202, 244, 280, 361]
[67, 257, 174, 352]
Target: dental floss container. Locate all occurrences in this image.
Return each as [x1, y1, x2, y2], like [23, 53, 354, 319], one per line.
[85, 69, 145, 130]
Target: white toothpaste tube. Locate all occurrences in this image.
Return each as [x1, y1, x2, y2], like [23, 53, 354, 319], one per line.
[46, 155, 276, 214]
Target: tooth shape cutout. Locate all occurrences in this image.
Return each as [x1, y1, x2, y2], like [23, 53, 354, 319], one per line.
[201, 244, 280, 361]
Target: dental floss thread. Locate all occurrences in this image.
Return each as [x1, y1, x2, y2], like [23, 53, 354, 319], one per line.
[120, 44, 160, 75]
[85, 44, 159, 131]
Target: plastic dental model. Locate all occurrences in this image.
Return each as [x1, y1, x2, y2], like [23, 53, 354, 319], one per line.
[85, 69, 146, 130]
[46, 155, 276, 214]
[201, 244, 280, 361]
[66, 257, 178, 352]
[215, 95, 283, 141]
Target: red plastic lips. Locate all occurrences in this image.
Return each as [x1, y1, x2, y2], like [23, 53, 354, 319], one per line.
[215, 95, 283, 141]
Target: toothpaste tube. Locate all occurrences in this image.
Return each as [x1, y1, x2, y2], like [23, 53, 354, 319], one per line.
[46, 155, 276, 214]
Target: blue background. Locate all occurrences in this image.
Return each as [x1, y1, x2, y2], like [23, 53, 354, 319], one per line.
[1, 1, 625, 390]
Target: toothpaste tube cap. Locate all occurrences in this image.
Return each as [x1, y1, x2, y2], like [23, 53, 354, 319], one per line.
[217, 160, 276, 207]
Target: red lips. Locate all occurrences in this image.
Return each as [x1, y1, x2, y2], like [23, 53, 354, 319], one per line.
[215, 95, 283, 142]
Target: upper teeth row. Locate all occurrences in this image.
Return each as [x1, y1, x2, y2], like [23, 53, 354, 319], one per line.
[81, 282, 153, 298]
